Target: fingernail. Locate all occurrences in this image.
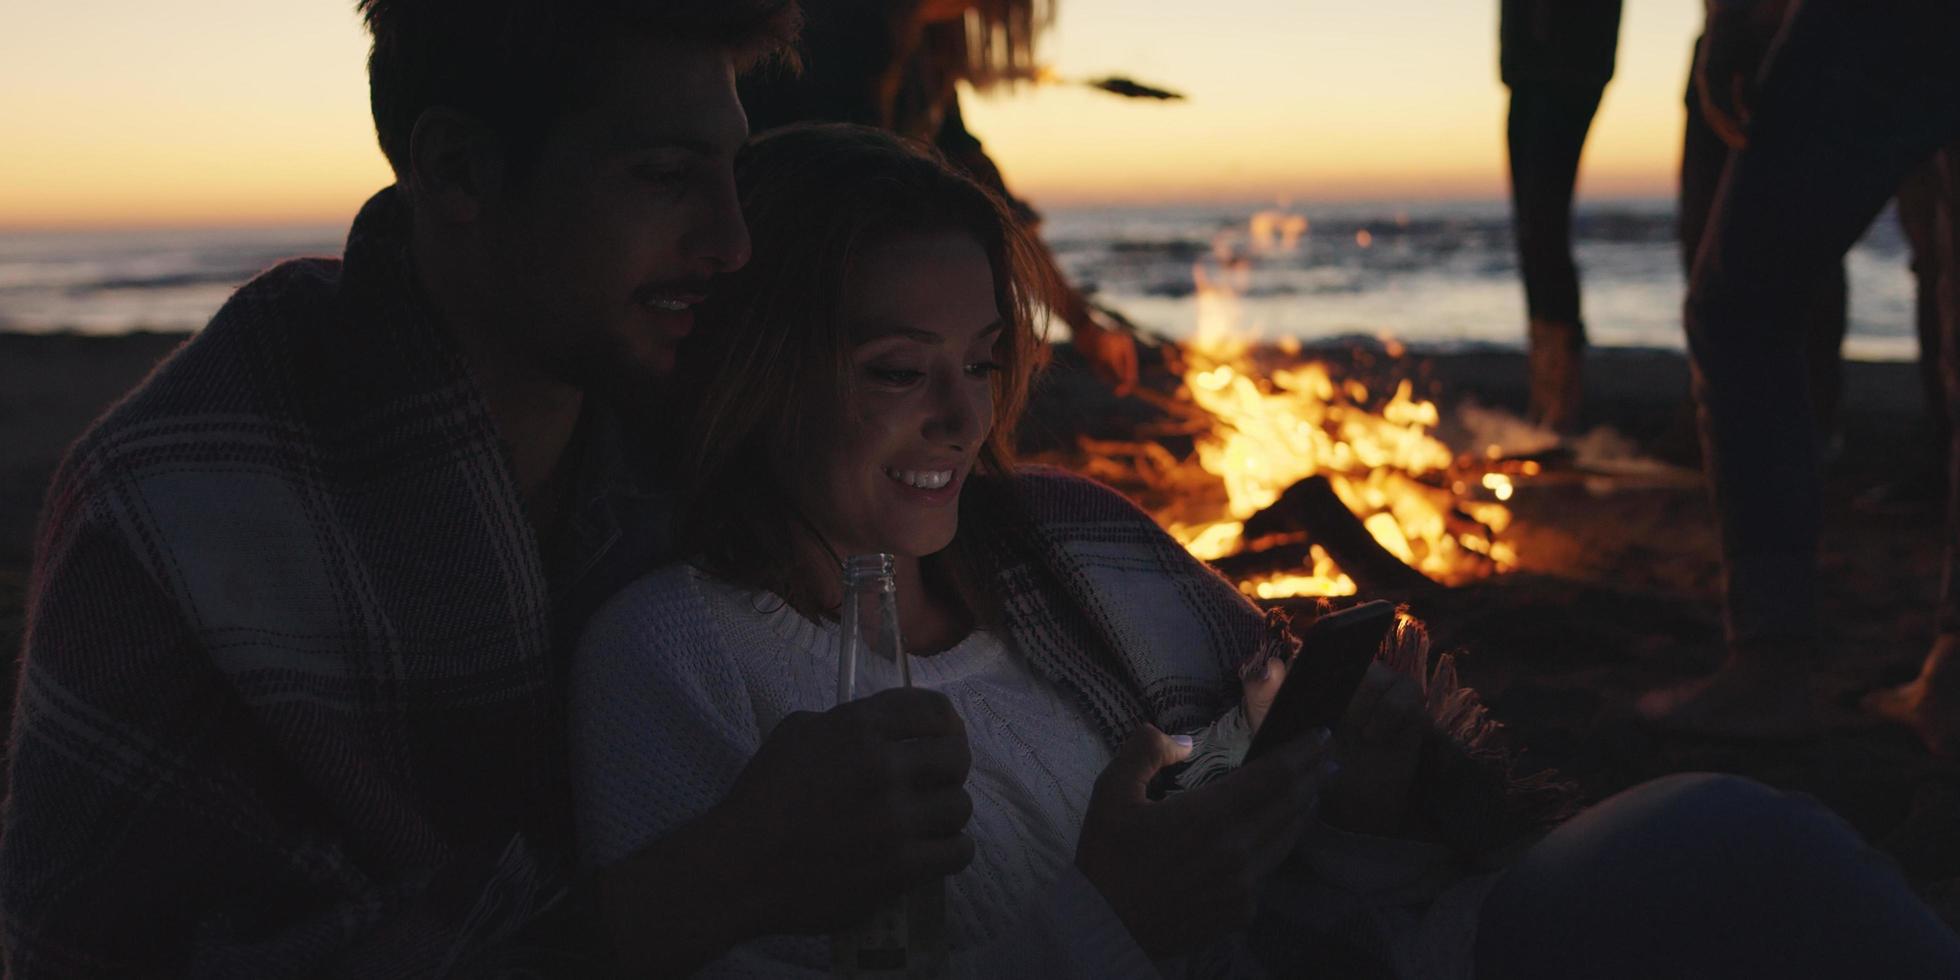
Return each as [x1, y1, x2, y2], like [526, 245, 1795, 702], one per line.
[1169, 734, 1195, 750]
[1310, 727, 1333, 746]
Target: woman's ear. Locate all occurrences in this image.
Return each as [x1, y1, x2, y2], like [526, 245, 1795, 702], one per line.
[403, 107, 506, 223]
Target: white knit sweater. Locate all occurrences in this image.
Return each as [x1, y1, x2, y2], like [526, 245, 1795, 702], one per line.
[571, 565, 1164, 978]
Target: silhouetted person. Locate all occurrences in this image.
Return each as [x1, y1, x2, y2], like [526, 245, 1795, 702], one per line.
[1681, 1, 1946, 473]
[1499, 0, 1622, 433]
[1638, 0, 1960, 757]
[743, 0, 1142, 394]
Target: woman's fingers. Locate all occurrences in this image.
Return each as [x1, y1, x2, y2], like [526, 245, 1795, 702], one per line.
[1360, 672, 1424, 744]
[1242, 657, 1287, 731]
[1339, 662, 1394, 735]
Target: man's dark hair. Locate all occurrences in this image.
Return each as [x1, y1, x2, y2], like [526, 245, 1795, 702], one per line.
[356, 0, 800, 180]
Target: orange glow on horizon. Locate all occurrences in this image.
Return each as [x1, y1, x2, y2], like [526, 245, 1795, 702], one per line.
[0, 0, 1704, 229]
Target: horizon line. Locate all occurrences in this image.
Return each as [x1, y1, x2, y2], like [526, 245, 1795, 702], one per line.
[0, 192, 1685, 235]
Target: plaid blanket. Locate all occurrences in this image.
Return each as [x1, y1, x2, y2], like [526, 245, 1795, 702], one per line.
[963, 470, 1559, 857]
[1, 188, 668, 978]
[958, 468, 1283, 743]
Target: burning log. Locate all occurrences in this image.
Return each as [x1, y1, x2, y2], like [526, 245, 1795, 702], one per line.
[1243, 475, 1438, 593]
[1208, 541, 1318, 583]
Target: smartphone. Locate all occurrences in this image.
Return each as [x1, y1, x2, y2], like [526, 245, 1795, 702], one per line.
[1242, 599, 1397, 763]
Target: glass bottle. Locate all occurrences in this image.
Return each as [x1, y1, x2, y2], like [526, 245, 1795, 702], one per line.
[831, 553, 948, 979]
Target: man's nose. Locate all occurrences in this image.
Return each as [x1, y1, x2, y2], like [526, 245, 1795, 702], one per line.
[687, 172, 751, 274]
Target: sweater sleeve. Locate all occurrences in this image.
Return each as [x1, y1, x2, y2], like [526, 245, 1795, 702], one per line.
[570, 567, 762, 870]
[1, 483, 575, 979]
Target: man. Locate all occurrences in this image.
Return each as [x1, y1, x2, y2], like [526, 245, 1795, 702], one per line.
[1498, 0, 1622, 433]
[1638, 0, 1960, 755]
[0, 2, 977, 975]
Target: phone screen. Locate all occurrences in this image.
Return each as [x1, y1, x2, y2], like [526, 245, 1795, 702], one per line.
[1242, 600, 1397, 762]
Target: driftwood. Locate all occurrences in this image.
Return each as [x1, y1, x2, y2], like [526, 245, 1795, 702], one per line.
[1243, 475, 1437, 593]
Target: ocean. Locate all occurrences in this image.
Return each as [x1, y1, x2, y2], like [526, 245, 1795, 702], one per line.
[0, 198, 1924, 361]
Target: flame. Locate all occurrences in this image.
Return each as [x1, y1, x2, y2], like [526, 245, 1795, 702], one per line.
[1145, 210, 1516, 597]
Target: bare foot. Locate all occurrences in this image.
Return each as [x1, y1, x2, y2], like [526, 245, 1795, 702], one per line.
[1861, 635, 1960, 758]
[1526, 318, 1583, 435]
[1636, 656, 1813, 738]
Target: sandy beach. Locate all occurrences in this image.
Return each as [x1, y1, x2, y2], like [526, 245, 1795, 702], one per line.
[3, 328, 1956, 917]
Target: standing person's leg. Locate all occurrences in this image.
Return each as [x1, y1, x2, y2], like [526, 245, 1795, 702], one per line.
[1508, 81, 1604, 434]
[1677, 46, 1727, 279]
[1684, 50, 1852, 450]
[1639, 0, 1960, 735]
[1900, 162, 1948, 474]
[1475, 773, 1960, 979]
[1802, 256, 1851, 456]
[1867, 145, 1960, 758]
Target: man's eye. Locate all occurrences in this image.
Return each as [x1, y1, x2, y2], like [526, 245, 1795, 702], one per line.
[631, 165, 690, 186]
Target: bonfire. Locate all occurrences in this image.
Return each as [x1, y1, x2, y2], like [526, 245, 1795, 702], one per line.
[1058, 210, 1525, 599]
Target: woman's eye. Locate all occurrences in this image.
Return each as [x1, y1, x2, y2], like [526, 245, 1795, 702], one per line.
[965, 361, 1004, 378]
[869, 367, 926, 386]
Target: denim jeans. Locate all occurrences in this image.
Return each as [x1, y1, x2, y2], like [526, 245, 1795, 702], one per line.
[1683, 0, 1960, 646]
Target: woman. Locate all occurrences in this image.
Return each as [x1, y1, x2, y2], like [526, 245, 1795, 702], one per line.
[572, 124, 1960, 978]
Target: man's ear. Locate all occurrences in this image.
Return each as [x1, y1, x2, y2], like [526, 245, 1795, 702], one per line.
[405, 107, 505, 223]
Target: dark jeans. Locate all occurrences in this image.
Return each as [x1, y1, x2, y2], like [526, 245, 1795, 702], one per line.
[1507, 82, 1603, 336]
[1934, 153, 1960, 632]
[1899, 162, 1948, 463]
[1684, 0, 1960, 646]
[1681, 57, 1849, 437]
[1476, 773, 1960, 979]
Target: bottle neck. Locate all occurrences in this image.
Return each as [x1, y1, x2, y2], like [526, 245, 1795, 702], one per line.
[843, 552, 898, 597]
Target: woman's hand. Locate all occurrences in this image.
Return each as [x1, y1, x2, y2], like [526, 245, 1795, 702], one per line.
[1241, 655, 1288, 732]
[594, 688, 973, 977]
[1075, 725, 1335, 958]
[1321, 662, 1429, 836]
[705, 688, 975, 934]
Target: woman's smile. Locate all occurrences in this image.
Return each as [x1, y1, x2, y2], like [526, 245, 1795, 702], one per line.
[881, 464, 966, 505]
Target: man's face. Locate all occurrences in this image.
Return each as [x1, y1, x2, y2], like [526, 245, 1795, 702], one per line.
[476, 33, 750, 406]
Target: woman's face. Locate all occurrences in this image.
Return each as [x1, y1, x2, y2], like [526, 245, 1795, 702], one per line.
[793, 229, 1003, 560]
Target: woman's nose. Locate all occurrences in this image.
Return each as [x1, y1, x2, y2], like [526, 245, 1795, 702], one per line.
[927, 373, 989, 448]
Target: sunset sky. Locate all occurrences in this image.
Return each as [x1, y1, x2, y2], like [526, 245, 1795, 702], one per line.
[0, 0, 1704, 229]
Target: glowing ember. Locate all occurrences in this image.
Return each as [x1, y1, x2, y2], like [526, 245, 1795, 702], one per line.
[1144, 211, 1518, 597]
